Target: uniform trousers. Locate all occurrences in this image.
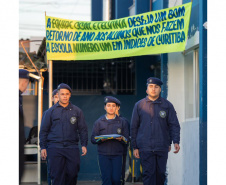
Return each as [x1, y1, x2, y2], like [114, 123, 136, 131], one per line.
[139, 151, 168, 185]
[46, 156, 51, 185]
[98, 154, 122, 185]
[121, 153, 127, 185]
[47, 148, 80, 185]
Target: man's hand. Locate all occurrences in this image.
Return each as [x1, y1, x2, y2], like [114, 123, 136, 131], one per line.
[133, 149, 140, 159]
[41, 149, 47, 160]
[168, 146, 171, 152]
[81, 146, 87, 156]
[174, 143, 180, 153]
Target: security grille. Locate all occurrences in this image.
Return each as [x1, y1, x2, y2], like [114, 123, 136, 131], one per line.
[52, 57, 135, 95]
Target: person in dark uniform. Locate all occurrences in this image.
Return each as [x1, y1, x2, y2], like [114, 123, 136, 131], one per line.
[115, 100, 130, 185]
[91, 96, 129, 185]
[19, 69, 30, 183]
[41, 89, 59, 185]
[51, 89, 59, 105]
[39, 83, 88, 185]
[131, 77, 180, 185]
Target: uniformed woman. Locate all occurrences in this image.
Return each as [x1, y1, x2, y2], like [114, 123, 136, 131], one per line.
[91, 96, 129, 185]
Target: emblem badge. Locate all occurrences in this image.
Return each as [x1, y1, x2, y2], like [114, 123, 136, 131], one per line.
[159, 111, 166, 118]
[105, 98, 108, 102]
[117, 128, 121, 134]
[149, 79, 152, 83]
[70, 117, 77, 124]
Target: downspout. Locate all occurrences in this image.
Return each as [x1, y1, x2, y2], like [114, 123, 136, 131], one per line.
[48, 60, 53, 108]
[21, 40, 44, 184]
[160, 0, 168, 99]
[28, 73, 43, 185]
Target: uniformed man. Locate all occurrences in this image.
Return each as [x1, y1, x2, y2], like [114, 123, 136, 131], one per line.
[41, 89, 59, 185]
[39, 83, 88, 185]
[131, 77, 180, 185]
[19, 69, 30, 183]
[91, 96, 129, 185]
[51, 89, 59, 105]
[115, 100, 130, 185]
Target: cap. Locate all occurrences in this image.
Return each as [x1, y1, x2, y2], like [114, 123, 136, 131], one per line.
[19, 69, 30, 79]
[52, 89, 58, 97]
[57, 83, 72, 93]
[104, 96, 121, 106]
[146, 77, 163, 86]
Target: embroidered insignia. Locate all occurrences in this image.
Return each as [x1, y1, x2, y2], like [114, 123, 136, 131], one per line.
[70, 117, 77, 124]
[159, 111, 166, 118]
[149, 79, 152, 83]
[117, 128, 121, 134]
[105, 98, 108, 102]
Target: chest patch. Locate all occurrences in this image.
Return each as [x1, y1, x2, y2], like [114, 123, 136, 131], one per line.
[159, 111, 166, 118]
[117, 128, 122, 134]
[70, 117, 77, 124]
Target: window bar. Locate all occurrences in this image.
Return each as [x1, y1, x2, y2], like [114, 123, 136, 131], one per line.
[121, 61, 123, 92]
[71, 62, 74, 91]
[96, 62, 98, 93]
[126, 59, 128, 92]
[106, 61, 108, 93]
[111, 60, 113, 91]
[91, 61, 93, 93]
[56, 63, 58, 86]
[115, 61, 118, 94]
[66, 62, 68, 85]
[81, 63, 83, 92]
[76, 62, 78, 91]
[61, 63, 63, 83]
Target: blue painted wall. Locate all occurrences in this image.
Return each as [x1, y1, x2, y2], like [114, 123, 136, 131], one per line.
[115, 0, 133, 19]
[152, 0, 169, 99]
[91, 0, 103, 21]
[135, 0, 150, 14]
[161, 54, 168, 99]
[152, 0, 163, 11]
[198, 0, 207, 184]
[183, 0, 199, 39]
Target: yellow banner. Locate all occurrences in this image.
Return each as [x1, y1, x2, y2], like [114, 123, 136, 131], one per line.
[46, 2, 192, 60]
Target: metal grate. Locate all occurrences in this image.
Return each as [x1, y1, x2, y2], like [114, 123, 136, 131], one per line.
[52, 58, 136, 95]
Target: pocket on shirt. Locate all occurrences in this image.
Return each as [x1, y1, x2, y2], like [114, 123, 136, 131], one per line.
[51, 117, 61, 131]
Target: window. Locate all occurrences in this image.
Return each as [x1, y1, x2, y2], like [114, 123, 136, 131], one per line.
[52, 57, 136, 95]
[184, 49, 199, 119]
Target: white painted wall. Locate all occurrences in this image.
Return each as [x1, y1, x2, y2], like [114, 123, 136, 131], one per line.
[167, 52, 200, 185]
[167, 52, 185, 185]
[181, 119, 199, 185]
[166, 0, 200, 184]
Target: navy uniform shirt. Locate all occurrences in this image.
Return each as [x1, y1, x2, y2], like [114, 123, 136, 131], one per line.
[39, 102, 88, 149]
[91, 115, 129, 155]
[131, 96, 180, 152]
